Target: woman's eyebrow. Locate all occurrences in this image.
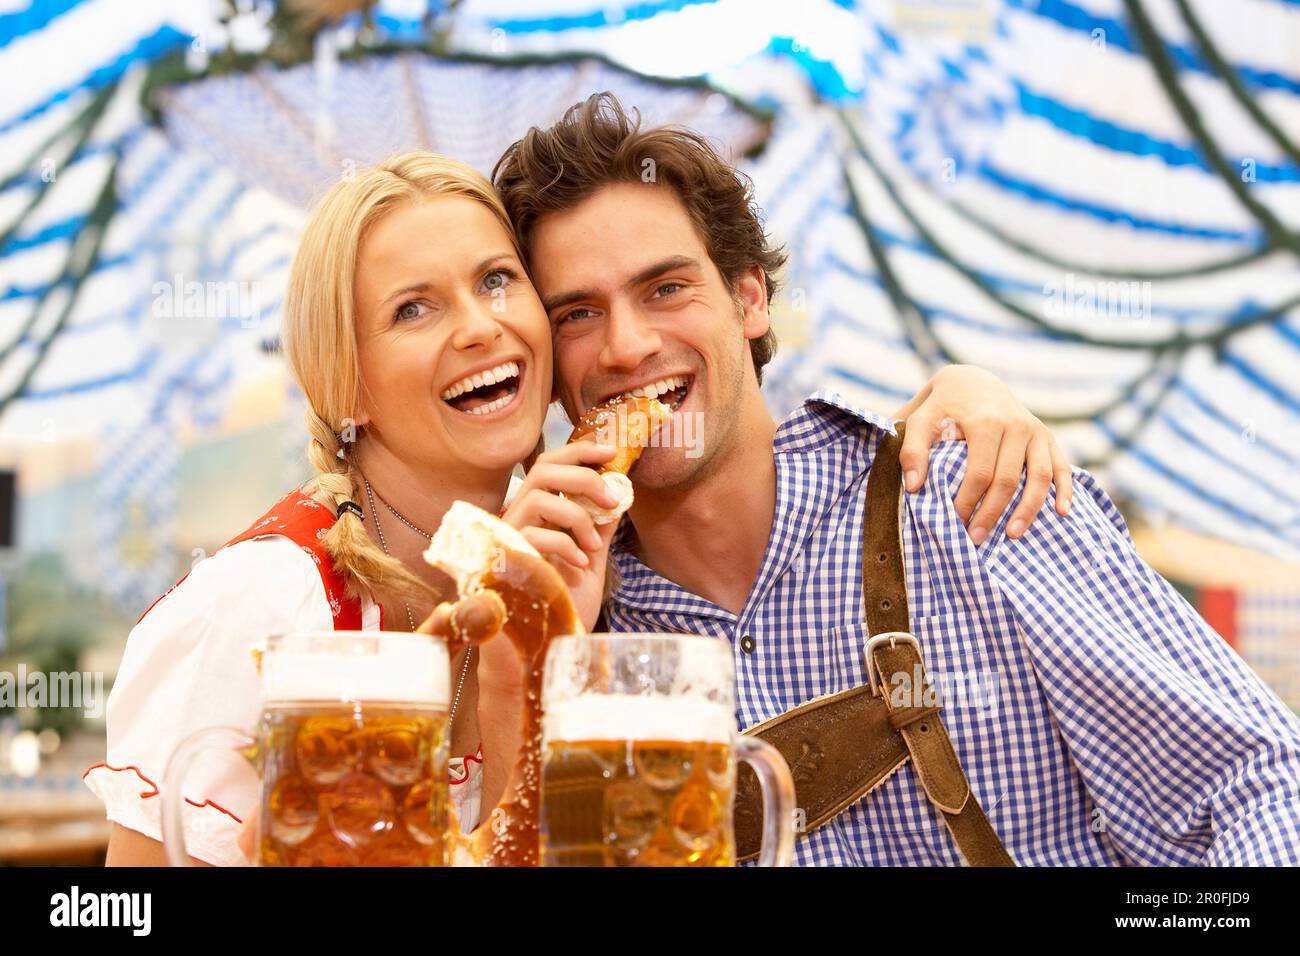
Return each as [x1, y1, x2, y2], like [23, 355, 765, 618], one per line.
[379, 281, 432, 308]
[377, 254, 518, 308]
[472, 253, 517, 274]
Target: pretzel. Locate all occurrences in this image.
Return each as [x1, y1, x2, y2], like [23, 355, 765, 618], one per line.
[565, 394, 672, 524]
[419, 501, 582, 866]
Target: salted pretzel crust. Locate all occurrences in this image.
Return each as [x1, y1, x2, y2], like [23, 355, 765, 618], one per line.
[566, 395, 672, 523]
[420, 502, 583, 866]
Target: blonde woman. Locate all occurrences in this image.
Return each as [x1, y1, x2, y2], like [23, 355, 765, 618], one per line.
[85, 151, 1072, 866]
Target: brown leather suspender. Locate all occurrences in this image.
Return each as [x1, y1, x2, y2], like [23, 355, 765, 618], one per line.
[733, 426, 1014, 866]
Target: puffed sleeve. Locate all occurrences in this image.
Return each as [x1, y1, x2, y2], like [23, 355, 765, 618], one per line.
[83, 537, 332, 866]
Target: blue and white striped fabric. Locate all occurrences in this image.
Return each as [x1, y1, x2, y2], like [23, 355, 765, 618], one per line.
[4, 2, 1298, 599]
[606, 391, 1300, 866]
[458, 0, 1300, 559]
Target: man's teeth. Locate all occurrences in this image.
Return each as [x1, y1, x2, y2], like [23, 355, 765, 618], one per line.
[620, 375, 688, 402]
[441, 361, 520, 401]
[464, 392, 515, 416]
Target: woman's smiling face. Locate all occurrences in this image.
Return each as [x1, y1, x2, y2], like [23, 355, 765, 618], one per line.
[352, 195, 553, 480]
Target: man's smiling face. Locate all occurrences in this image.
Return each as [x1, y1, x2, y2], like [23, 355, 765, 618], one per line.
[528, 181, 770, 490]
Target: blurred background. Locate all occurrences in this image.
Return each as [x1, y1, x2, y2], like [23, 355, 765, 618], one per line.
[0, 0, 1297, 864]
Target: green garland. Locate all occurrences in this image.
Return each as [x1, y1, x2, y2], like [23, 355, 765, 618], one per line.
[838, 109, 1299, 352]
[0, 81, 116, 195]
[841, 149, 1188, 468]
[0, 80, 116, 260]
[1123, 0, 1300, 256]
[838, 160, 955, 368]
[1174, 0, 1300, 169]
[836, 103, 1300, 469]
[0, 80, 120, 377]
[839, 148, 1175, 421]
[941, 195, 1274, 282]
[825, 2, 1300, 470]
[0, 157, 119, 414]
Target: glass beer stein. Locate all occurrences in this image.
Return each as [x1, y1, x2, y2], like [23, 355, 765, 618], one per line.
[161, 631, 451, 866]
[539, 633, 796, 867]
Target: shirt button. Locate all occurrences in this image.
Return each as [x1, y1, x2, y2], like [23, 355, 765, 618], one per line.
[739, 634, 756, 654]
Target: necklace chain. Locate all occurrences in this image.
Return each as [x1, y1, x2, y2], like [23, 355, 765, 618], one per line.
[370, 484, 433, 539]
[361, 475, 471, 728]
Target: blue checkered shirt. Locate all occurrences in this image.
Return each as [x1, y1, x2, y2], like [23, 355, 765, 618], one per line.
[606, 392, 1300, 866]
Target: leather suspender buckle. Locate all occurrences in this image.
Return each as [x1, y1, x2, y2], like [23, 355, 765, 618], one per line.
[864, 631, 920, 697]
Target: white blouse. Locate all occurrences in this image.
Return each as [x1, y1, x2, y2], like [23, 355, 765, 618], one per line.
[83, 534, 483, 866]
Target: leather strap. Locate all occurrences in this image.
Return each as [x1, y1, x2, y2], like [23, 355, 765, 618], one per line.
[734, 425, 1014, 866]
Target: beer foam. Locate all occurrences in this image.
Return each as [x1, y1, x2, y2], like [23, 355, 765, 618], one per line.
[542, 693, 734, 744]
[262, 641, 450, 707]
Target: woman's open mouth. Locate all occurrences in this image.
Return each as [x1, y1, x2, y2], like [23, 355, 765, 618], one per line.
[440, 360, 524, 418]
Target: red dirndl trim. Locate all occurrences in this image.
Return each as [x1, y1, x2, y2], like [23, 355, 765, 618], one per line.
[82, 762, 244, 824]
[135, 488, 365, 630]
[449, 745, 484, 786]
[94, 490, 370, 824]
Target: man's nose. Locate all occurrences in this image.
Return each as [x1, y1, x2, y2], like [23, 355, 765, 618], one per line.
[599, 301, 661, 371]
[450, 297, 504, 351]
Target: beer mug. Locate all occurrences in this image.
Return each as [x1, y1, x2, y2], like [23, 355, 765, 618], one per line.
[161, 631, 451, 866]
[539, 633, 796, 867]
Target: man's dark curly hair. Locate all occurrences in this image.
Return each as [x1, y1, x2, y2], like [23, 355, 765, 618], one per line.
[493, 92, 785, 383]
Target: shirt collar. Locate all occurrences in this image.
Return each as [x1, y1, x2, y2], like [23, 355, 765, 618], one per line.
[773, 389, 897, 455]
[608, 390, 897, 617]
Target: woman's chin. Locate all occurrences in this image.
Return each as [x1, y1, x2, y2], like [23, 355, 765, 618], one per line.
[439, 407, 544, 473]
[475, 441, 536, 474]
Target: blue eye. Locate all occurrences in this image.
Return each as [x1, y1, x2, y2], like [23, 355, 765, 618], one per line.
[481, 268, 515, 293]
[556, 308, 593, 326]
[395, 300, 430, 322]
[654, 282, 682, 298]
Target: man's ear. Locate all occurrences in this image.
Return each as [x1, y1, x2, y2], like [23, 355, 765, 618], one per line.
[736, 266, 770, 341]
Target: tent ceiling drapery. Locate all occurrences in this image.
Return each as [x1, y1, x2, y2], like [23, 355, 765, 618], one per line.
[155, 49, 770, 207]
[1, 0, 1298, 573]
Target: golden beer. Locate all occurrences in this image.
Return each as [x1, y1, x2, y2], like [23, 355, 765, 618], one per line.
[163, 631, 453, 867]
[540, 635, 795, 868]
[541, 738, 735, 866]
[258, 702, 449, 867]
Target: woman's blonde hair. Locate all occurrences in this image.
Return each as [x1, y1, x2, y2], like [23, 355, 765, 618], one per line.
[282, 151, 519, 609]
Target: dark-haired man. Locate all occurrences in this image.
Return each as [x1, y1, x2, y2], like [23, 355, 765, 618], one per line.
[494, 93, 1300, 865]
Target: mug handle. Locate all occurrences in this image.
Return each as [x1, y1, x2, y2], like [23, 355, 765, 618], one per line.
[161, 726, 257, 867]
[733, 735, 796, 867]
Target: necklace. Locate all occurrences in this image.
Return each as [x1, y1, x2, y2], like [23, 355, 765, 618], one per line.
[362, 475, 472, 729]
[370, 483, 433, 539]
